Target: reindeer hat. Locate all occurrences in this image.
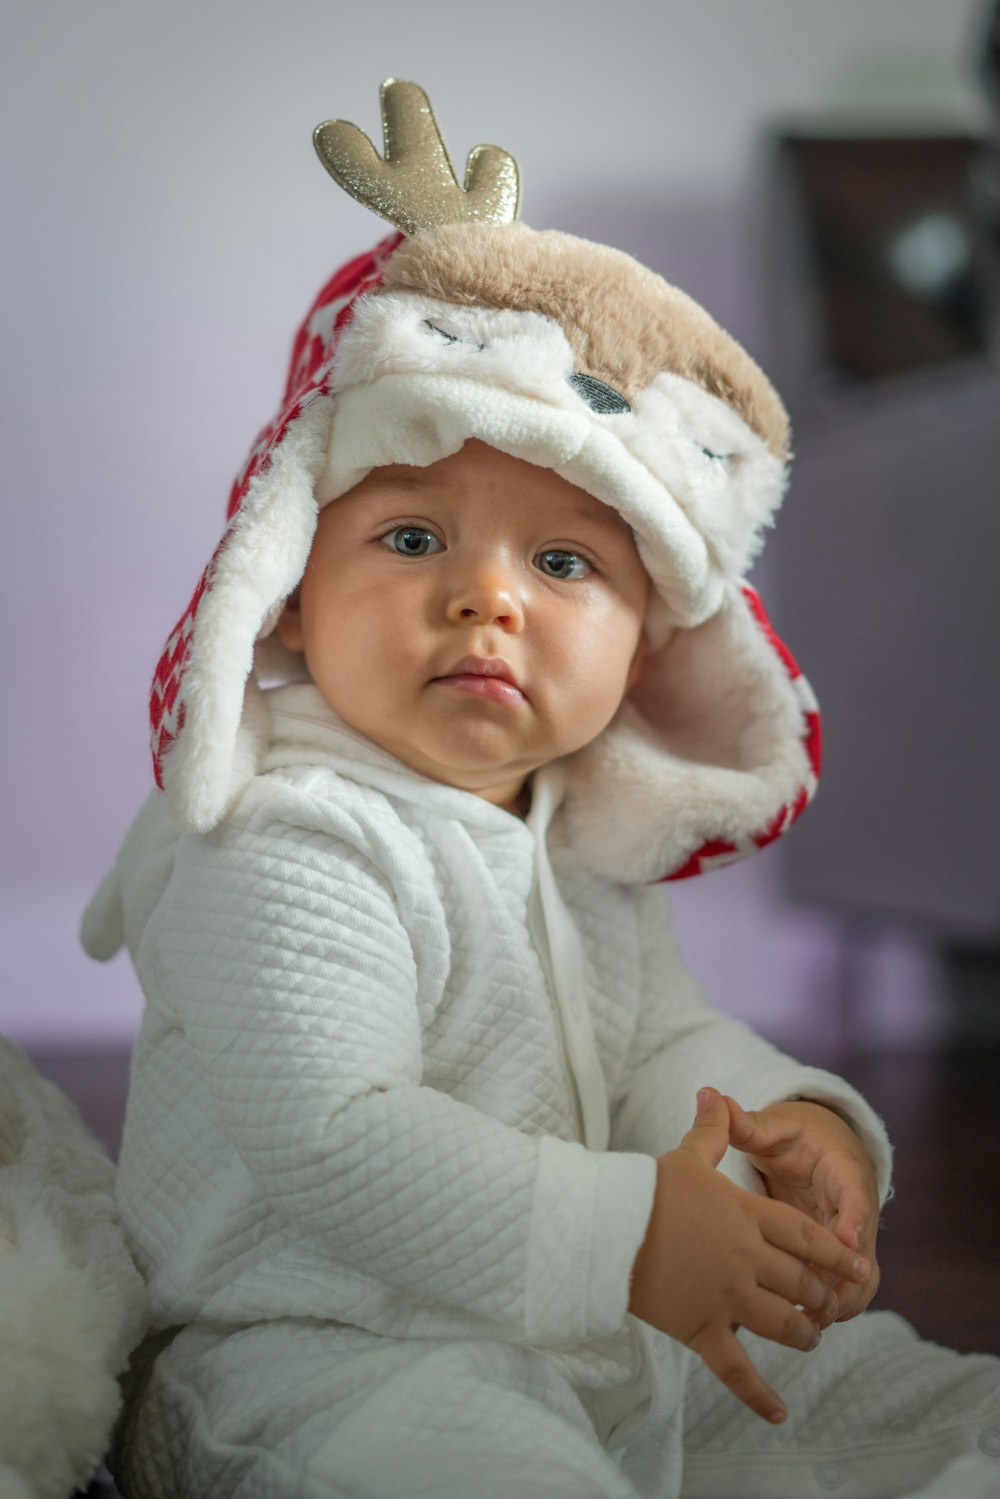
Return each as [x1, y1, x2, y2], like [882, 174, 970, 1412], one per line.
[150, 81, 820, 882]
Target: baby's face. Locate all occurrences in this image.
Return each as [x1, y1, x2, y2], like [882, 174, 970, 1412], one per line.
[277, 440, 649, 812]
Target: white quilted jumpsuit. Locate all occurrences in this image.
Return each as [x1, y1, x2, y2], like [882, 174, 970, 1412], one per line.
[85, 683, 1000, 1499]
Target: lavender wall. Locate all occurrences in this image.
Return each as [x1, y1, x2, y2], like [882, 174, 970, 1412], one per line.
[1, 0, 986, 1045]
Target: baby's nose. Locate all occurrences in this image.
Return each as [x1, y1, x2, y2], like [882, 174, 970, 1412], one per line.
[444, 562, 524, 629]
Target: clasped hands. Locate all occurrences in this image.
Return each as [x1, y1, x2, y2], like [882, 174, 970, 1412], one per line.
[627, 1086, 881, 1425]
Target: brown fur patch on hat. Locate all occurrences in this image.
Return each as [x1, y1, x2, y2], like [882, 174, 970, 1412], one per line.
[382, 222, 790, 460]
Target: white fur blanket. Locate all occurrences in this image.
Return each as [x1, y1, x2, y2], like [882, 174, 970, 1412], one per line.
[0, 1038, 147, 1499]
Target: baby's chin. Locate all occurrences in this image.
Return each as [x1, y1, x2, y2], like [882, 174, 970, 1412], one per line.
[371, 725, 542, 800]
[321, 692, 596, 801]
[401, 744, 538, 799]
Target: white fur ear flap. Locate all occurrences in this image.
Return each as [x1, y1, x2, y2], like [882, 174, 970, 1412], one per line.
[155, 397, 334, 833]
[557, 583, 819, 883]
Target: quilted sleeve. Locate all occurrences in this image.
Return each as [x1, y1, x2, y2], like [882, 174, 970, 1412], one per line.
[608, 886, 893, 1207]
[149, 786, 657, 1348]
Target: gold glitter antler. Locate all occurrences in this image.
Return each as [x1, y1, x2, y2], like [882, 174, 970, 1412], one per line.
[313, 79, 520, 235]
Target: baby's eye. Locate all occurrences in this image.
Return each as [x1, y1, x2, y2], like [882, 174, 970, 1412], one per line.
[535, 550, 592, 581]
[382, 527, 443, 557]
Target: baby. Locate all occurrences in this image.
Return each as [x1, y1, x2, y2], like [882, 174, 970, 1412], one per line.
[83, 83, 1000, 1499]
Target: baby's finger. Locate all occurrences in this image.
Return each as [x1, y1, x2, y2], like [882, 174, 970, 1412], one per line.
[743, 1287, 825, 1355]
[832, 1259, 881, 1323]
[764, 1201, 871, 1284]
[723, 1094, 789, 1155]
[828, 1282, 863, 1323]
[679, 1087, 733, 1171]
[757, 1247, 839, 1322]
[829, 1184, 873, 1253]
[688, 1327, 789, 1426]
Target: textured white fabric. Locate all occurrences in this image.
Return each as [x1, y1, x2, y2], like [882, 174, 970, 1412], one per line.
[82, 682, 931, 1496]
[109, 1310, 1000, 1498]
[99, 683, 892, 1339]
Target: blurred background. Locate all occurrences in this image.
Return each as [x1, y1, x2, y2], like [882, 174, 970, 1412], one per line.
[2, 0, 998, 1381]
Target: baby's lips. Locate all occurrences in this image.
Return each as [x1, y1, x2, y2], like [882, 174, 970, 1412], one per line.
[437, 653, 524, 692]
[430, 653, 531, 705]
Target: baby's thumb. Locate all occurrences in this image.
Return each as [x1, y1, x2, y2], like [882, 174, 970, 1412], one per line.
[680, 1087, 730, 1169]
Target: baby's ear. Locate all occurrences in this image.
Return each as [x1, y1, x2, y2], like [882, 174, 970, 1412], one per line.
[275, 587, 305, 652]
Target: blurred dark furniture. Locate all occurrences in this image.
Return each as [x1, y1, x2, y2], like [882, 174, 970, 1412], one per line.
[761, 117, 1000, 1032]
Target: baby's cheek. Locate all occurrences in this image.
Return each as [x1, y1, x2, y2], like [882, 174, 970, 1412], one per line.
[546, 679, 626, 757]
[574, 634, 638, 710]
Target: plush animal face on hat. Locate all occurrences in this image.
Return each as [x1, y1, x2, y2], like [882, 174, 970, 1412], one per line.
[149, 80, 820, 882]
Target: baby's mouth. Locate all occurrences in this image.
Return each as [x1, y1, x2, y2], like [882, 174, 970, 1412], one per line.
[433, 674, 527, 707]
[431, 654, 528, 706]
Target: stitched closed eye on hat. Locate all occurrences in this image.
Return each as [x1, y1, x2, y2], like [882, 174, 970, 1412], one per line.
[149, 80, 820, 883]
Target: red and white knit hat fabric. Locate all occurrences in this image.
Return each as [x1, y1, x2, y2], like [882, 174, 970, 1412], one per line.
[149, 232, 402, 825]
[148, 107, 821, 884]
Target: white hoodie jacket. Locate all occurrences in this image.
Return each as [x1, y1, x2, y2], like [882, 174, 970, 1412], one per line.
[82, 682, 891, 1399]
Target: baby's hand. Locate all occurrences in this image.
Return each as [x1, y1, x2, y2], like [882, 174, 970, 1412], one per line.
[627, 1088, 871, 1425]
[722, 1093, 881, 1329]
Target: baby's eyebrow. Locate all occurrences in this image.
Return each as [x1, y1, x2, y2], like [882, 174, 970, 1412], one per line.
[367, 470, 439, 491]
